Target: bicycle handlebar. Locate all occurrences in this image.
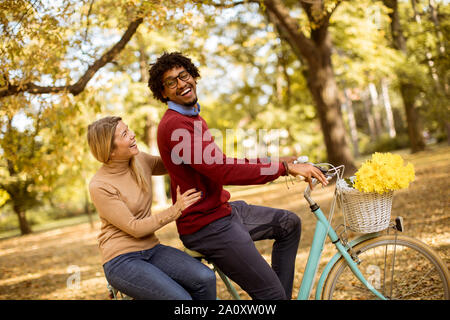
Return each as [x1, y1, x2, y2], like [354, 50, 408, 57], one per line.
[292, 156, 343, 206]
[293, 156, 337, 183]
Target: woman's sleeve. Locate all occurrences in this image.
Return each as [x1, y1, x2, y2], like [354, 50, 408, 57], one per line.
[139, 152, 167, 175]
[89, 181, 178, 238]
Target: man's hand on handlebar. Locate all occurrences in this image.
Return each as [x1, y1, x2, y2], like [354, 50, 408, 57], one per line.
[285, 163, 329, 189]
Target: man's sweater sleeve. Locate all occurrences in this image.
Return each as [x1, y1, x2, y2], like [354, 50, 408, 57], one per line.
[168, 120, 286, 185]
[89, 181, 178, 238]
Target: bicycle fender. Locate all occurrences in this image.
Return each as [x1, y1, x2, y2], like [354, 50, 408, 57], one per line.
[315, 232, 380, 300]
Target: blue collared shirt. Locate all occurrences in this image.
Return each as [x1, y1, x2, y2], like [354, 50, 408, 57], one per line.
[168, 101, 201, 116]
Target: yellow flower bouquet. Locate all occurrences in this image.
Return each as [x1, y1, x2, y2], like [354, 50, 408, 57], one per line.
[337, 153, 415, 233]
[353, 152, 415, 194]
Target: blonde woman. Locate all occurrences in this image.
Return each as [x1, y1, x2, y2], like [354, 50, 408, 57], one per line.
[87, 116, 216, 300]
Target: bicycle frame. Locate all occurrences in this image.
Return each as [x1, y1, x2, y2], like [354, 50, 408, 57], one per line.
[285, 162, 386, 300]
[296, 204, 386, 300]
[216, 177, 389, 300]
[314, 231, 381, 300]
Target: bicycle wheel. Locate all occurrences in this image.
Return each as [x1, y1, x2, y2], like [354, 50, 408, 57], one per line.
[322, 234, 450, 300]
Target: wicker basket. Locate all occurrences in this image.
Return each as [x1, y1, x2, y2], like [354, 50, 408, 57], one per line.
[336, 178, 393, 233]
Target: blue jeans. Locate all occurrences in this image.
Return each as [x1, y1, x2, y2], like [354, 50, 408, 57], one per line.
[103, 244, 216, 300]
[180, 200, 301, 300]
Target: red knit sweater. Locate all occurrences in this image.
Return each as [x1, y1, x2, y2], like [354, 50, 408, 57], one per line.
[157, 109, 287, 235]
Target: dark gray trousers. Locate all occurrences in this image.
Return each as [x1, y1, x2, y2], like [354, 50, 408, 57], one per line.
[180, 200, 301, 300]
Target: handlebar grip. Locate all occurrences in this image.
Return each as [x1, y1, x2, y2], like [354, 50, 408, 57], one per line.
[293, 156, 328, 174]
[295, 156, 309, 163]
[315, 165, 328, 175]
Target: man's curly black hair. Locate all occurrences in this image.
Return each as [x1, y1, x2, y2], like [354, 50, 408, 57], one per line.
[148, 52, 201, 104]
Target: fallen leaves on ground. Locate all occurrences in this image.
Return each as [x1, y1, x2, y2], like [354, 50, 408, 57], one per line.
[0, 146, 448, 299]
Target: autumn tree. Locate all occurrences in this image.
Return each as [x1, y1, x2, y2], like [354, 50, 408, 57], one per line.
[2, 0, 447, 235]
[0, 94, 88, 234]
[204, 0, 356, 171]
[0, 0, 194, 234]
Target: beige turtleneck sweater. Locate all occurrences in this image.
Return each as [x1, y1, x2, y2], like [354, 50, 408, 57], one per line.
[89, 151, 180, 264]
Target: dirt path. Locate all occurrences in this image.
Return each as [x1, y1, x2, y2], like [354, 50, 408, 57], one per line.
[0, 146, 448, 299]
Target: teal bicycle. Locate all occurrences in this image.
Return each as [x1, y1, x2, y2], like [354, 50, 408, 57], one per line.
[110, 160, 450, 300]
[189, 160, 449, 300]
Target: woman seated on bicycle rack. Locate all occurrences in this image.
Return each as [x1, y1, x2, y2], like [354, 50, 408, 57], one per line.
[87, 116, 216, 300]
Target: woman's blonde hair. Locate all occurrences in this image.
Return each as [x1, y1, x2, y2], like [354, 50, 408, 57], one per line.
[87, 116, 149, 192]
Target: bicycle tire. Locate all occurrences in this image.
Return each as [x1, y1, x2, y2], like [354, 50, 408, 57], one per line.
[322, 234, 450, 300]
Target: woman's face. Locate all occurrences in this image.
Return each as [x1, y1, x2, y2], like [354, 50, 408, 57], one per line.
[109, 120, 139, 160]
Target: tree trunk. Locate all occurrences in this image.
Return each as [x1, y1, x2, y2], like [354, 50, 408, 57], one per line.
[14, 205, 32, 235]
[343, 89, 359, 157]
[305, 42, 356, 172]
[381, 79, 396, 138]
[429, 0, 446, 56]
[446, 122, 450, 145]
[263, 0, 356, 172]
[399, 82, 425, 152]
[424, 0, 449, 144]
[383, 0, 426, 153]
[411, 0, 441, 87]
[362, 90, 377, 141]
[368, 83, 383, 137]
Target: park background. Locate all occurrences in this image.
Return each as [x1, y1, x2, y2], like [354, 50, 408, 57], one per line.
[0, 0, 448, 299]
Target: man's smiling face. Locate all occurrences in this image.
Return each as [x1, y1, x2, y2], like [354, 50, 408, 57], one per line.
[161, 66, 198, 107]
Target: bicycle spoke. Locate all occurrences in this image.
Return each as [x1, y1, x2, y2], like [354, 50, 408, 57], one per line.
[394, 268, 433, 295]
[398, 284, 444, 299]
[382, 243, 388, 295]
[396, 268, 440, 299]
[389, 237, 397, 298]
[324, 235, 449, 300]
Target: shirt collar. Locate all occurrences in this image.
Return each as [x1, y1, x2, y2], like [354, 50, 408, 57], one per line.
[168, 101, 201, 116]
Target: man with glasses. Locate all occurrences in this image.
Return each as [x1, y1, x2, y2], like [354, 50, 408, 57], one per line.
[148, 52, 328, 300]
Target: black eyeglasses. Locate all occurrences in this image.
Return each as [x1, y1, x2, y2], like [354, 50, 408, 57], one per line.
[163, 70, 191, 89]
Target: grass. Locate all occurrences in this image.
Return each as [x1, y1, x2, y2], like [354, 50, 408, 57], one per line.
[0, 214, 99, 240]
